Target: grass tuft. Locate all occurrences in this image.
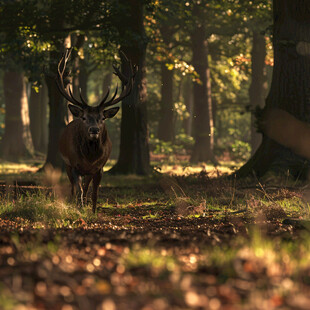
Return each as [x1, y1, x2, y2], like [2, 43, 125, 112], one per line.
[0, 192, 96, 227]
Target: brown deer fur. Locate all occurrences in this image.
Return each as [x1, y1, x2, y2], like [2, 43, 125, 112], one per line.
[56, 49, 136, 213]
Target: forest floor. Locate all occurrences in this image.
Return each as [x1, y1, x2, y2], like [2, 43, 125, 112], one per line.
[0, 160, 310, 310]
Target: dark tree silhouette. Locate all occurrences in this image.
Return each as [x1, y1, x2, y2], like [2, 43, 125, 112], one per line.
[190, 4, 216, 164]
[237, 0, 310, 178]
[110, 0, 151, 175]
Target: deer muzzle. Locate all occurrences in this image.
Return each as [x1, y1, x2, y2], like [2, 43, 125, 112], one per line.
[88, 127, 100, 140]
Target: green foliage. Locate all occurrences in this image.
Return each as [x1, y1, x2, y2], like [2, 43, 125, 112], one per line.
[149, 133, 194, 157]
[215, 109, 251, 161]
[231, 140, 251, 161]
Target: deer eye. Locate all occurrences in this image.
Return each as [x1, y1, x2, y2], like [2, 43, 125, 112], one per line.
[82, 116, 86, 121]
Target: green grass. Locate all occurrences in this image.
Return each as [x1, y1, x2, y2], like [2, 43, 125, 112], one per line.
[0, 286, 19, 310]
[0, 192, 97, 227]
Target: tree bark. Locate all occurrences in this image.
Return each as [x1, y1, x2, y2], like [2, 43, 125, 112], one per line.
[43, 49, 67, 170]
[182, 77, 193, 136]
[158, 63, 174, 141]
[110, 0, 150, 175]
[29, 82, 48, 153]
[1, 71, 32, 160]
[40, 82, 48, 153]
[250, 32, 267, 155]
[157, 25, 175, 142]
[190, 11, 216, 163]
[237, 0, 310, 179]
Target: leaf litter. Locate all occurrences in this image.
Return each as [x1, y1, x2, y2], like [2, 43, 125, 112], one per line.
[0, 173, 310, 309]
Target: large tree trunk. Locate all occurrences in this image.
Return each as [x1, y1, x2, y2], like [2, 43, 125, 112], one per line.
[1, 71, 33, 160]
[190, 11, 216, 163]
[250, 32, 267, 155]
[29, 82, 48, 153]
[43, 49, 67, 170]
[110, 0, 150, 175]
[237, 0, 310, 179]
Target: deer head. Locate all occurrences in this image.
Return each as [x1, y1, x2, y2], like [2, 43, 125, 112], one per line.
[56, 48, 136, 141]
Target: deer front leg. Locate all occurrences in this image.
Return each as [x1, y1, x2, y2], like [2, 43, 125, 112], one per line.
[92, 170, 102, 213]
[82, 175, 92, 205]
[65, 165, 75, 198]
[71, 168, 83, 208]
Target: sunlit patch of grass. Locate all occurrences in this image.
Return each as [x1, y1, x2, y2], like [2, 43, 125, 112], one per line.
[245, 194, 310, 220]
[121, 245, 177, 275]
[278, 197, 310, 218]
[0, 160, 41, 174]
[237, 229, 310, 280]
[154, 162, 235, 176]
[0, 285, 19, 310]
[101, 173, 159, 188]
[0, 193, 96, 227]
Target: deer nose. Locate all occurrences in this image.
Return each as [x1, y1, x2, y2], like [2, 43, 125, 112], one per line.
[89, 127, 99, 135]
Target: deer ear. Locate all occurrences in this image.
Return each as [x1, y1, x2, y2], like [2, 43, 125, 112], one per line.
[68, 104, 83, 118]
[103, 107, 119, 119]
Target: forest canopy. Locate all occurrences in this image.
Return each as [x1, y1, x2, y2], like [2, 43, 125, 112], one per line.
[0, 0, 273, 174]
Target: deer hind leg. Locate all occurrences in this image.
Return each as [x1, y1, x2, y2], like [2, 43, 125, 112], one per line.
[92, 170, 102, 213]
[82, 175, 92, 205]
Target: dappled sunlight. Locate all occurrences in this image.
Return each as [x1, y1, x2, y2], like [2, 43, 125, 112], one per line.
[156, 161, 241, 176]
[0, 161, 39, 174]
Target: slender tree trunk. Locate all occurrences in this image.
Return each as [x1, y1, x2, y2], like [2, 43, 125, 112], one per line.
[182, 77, 193, 136]
[29, 82, 48, 153]
[110, 0, 150, 175]
[237, 0, 310, 179]
[39, 82, 48, 153]
[1, 71, 32, 160]
[102, 71, 112, 98]
[250, 32, 267, 155]
[157, 25, 175, 142]
[29, 86, 41, 153]
[158, 63, 174, 141]
[190, 13, 215, 163]
[78, 58, 88, 100]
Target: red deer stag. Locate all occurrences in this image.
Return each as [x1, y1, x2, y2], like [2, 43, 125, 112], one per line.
[56, 48, 136, 213]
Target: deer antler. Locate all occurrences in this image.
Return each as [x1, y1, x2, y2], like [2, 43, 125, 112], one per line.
[98, 51, 137, 110]
[56, 49, 136, 110]
[56, 48, 89, 109]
